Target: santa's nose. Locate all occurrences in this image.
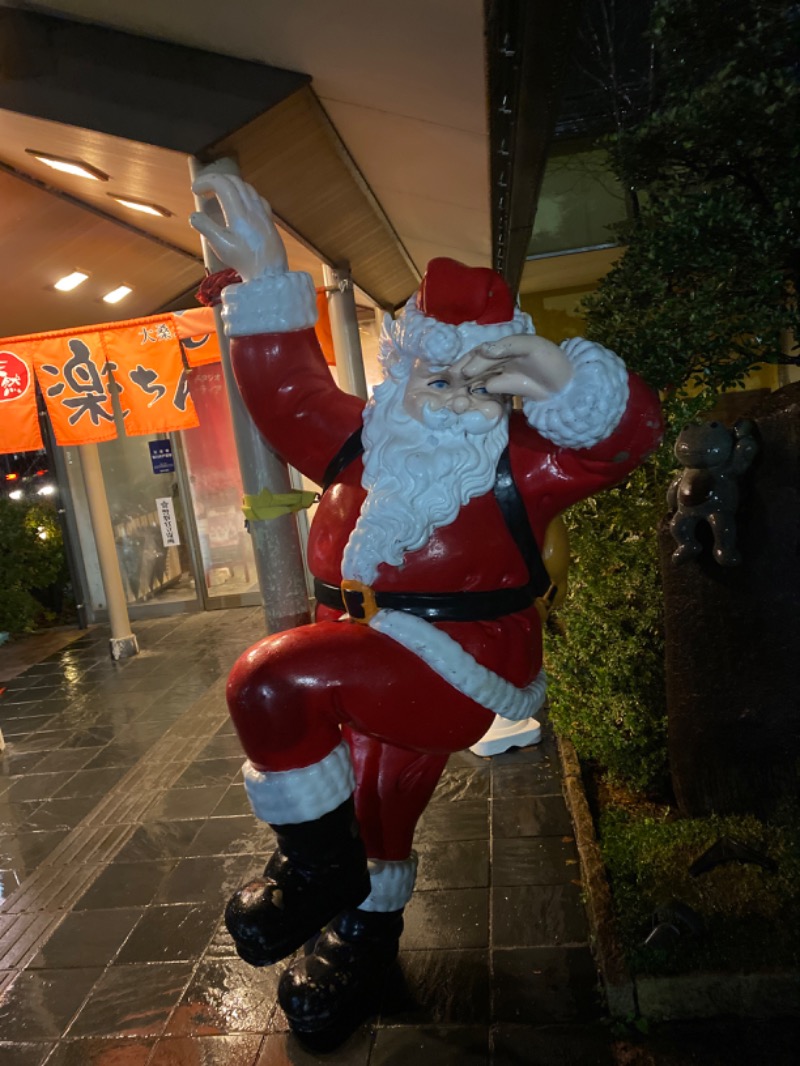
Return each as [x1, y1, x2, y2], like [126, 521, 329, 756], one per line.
[450, 392, 471, 414]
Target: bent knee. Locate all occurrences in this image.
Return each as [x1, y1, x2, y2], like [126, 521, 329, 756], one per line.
[226, 638, 293, 727]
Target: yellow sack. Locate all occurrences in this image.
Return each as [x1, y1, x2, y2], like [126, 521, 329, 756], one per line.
[242, 488, 318, 523]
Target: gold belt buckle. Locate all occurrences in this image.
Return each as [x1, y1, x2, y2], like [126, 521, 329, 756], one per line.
[341, 579, 379, 624]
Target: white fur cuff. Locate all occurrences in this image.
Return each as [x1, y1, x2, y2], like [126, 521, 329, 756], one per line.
[221, 270, 317, 337]
[523, 336, 629, 449]
[242, 742, 355, 825]
[360, 854, 419, 912]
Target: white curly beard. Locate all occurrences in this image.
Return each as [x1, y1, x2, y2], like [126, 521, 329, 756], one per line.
[341, 373, 509, 586]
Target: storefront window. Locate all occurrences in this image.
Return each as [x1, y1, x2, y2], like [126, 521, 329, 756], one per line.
[180, 364, 256, 599]
[99, 430, 194, 606]
[527, 148, 628, 257]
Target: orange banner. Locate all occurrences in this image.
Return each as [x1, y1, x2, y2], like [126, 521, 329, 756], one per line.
[0, 346, 44, 454]
[172, 308, 222, 367]
[101, 320, 199, 436]
[30, 333, 117, 446]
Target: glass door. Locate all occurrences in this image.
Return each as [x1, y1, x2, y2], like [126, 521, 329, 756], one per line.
[97, 429, 197, 612]
[177, 363, 259, 609]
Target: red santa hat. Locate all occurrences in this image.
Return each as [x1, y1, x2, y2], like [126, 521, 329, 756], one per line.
[380, 257, 535, 373]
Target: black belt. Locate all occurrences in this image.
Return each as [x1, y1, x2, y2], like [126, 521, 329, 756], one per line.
[317, 434, 556, 624]
[314, 577, 535, 623]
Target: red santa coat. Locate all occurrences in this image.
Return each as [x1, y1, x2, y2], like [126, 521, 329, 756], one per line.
[225, 321, 662, 858]
[230, 324, 662, 690]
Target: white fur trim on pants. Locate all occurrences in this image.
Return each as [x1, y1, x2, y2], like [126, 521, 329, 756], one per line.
[369, 609, 548, 722]
[360, 853, 419, 912]
[221, 270, 317, 337]
[523, 336, 629, 449]
[242, 741, 355, 825]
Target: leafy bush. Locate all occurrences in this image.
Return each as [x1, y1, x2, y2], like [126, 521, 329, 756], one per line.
[546, 0, 799, 793]
[0, 497, 70, 635]
[546, 463, 668, 792]
[546, 393, 708, 792]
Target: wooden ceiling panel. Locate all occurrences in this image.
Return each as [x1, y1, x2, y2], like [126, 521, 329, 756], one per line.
[0, 108, 202, 253]
[0, 170, 204, 338]
[211, 88, 420, 310]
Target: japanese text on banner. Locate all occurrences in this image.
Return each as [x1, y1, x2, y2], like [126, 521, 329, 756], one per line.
[101, 320, 199, 436]
[31, 333, 117, 446]
[172, 308, 222, 367]
[0, 347, 44, 454]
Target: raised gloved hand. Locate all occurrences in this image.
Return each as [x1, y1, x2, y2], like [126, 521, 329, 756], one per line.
[190, 173, 288, 282]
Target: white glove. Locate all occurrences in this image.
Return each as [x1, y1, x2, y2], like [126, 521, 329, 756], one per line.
[458, 334, 574, 402]
[190, 173, 288, 282]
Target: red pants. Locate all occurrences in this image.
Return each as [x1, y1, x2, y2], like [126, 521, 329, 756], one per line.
[226, 620, 496, 860]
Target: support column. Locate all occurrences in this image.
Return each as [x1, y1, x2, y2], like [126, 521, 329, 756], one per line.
[78, 443, 138, 660]
[323, 264, 368, 401]
[189, 155, 310, 633]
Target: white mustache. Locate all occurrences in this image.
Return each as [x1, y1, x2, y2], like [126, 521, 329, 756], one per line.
[420, 403, 502, 435]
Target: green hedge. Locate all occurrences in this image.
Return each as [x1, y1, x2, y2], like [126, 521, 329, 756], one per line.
[0, 497, 69, 636]
[545, 0, 799, 794]
[546, 460, 668, 793]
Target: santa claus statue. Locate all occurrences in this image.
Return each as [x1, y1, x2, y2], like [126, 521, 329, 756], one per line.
[191, 174, 663, 1049]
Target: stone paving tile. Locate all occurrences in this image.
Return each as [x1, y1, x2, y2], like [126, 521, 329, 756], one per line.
[491, 884, 588, 948]
[492, 794, 574, 838]
[27, 908, 143, 969]
[113, 902, 220, 964]
[414, 800, 489, 843]
[149, 1033, 264, 1065]
[164, 956, 285, 1037]
[491, 1023, 615, 1064]
[210, 785, 252, 817]
[0, 967, 103, 1040]
[1, 829, 70, 874]
[371, 1025, 489, 1064]
[153, 854, 254, 907]
[0, 609, 611, 1065]
[66, 962, 195, 1038]
[382, 949, 491, 1025]
[414, 838, 490, 890]
[184, 816, 275, 859]
[172, 757, 244, 789]
[491, 835, 580, 887]
[44, 1037, 157, 1065]
[402, 887, 489, 950]
[113, 821, 206, 864]
[492, 946, 604, 1024]
[143, 786, 229, 823]
[73, 861, 177, 910]
[0, 1043, 56, 1066]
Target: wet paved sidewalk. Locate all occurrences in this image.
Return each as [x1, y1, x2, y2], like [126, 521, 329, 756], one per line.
[0, 609, 797, 1065]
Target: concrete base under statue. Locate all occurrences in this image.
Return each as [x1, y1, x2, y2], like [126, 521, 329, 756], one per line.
[469, 714, 541, 756]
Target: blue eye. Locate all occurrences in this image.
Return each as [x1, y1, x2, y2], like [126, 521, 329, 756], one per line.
[428, 379, 449, 389]
[469, 385, 489, 395]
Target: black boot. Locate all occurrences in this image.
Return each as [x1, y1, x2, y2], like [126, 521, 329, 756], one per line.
[224, 797, 371, 967]
[278, 907, 404, 1052]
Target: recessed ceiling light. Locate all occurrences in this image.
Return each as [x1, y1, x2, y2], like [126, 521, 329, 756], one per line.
[54, 271, 89, 292]
[103, 285, 133, 304]
[25, 149, 109, 182]
[108, 194, 172, 218]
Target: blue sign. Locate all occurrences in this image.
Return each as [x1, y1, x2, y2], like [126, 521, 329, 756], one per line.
[148, 439, 175, 474]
